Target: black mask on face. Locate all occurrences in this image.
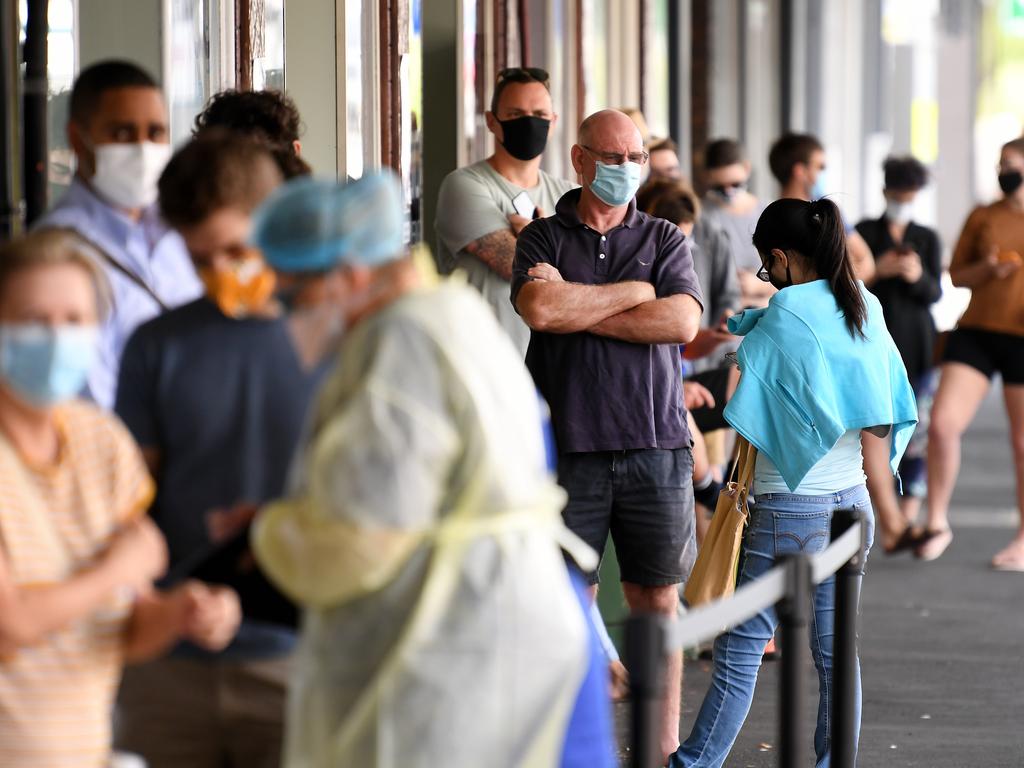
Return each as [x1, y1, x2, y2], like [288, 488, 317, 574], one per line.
[498, 116, 550, 161]
[998, 170, 1023, 195]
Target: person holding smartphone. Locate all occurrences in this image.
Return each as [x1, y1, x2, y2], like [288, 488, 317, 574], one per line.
[435, 68, 574, 356]
[923, 138, 1024, 565]
[856, 156, 943, 555]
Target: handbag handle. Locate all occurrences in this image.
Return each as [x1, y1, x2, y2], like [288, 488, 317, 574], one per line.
[730, 436, 758, 508]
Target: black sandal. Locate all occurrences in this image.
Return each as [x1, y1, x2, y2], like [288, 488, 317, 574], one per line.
[884, 526, 936, 555]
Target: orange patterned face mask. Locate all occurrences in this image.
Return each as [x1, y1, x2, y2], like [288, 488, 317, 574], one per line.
[199, 256, 278, 318]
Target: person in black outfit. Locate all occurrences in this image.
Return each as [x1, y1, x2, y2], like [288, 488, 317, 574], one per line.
[856, 156, 942, 553]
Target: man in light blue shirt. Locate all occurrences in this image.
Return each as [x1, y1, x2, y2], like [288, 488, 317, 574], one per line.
[34, 60, 200, 408]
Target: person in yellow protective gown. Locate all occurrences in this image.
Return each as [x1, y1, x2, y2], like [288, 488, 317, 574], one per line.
[249, 172, 610, 768]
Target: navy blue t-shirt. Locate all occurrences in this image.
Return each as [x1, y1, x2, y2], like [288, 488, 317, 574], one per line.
[116, 298, 329, 657]
[512, 189, 704, 454]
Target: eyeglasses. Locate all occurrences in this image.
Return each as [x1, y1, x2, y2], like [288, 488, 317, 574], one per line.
[496, 67, 550, 85]
[755, 264, 771, 283]
[581, 145, 650, 167]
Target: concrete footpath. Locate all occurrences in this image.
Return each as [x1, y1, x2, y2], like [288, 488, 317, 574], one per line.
[617, 386, 1024, 767]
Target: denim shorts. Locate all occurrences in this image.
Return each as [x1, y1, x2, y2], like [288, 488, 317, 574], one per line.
[557, 447, 696, 587]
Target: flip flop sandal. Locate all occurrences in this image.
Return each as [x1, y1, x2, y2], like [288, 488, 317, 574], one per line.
[884, 526, 934, 555]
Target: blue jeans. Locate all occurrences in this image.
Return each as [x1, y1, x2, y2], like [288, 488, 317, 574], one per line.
[671, 485, 875, 768]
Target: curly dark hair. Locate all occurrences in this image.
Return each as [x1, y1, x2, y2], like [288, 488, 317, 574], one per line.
[194, 89, 302, 148]
[193, 90, 311, 178]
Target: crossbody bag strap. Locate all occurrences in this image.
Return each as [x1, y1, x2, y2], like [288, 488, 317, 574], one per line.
[75, 232, 170, 312]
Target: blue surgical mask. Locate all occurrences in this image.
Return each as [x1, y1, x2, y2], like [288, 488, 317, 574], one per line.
[809, 169, 828, 201]
[590, 161, 643, 207]
[0, 324, 97, 408]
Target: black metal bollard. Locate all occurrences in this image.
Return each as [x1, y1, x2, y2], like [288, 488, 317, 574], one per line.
[624, 614, 667, 768]
[829, 508, 868, 768]
[777, 554, 812, 768]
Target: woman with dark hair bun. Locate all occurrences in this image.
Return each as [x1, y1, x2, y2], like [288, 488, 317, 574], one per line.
[670, 197, 918, 768]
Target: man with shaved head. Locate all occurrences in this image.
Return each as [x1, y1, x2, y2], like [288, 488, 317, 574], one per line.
[512, 108, 704, 761]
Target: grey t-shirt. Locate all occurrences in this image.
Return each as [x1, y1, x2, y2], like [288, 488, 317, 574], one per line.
[435, 160, 575, 356]
[701, 197, 765, 274]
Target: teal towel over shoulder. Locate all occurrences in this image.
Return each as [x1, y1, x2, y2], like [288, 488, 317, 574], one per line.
[724, 279, 919, 492]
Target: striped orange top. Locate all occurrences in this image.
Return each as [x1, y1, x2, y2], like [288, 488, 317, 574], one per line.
[0, 401, 154, 767]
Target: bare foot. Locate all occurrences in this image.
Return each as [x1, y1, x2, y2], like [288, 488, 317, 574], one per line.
[915, 528, 953, 561]
[991, 539, 1024, 571]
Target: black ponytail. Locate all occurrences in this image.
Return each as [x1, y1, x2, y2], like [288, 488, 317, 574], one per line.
[752, 197, 867, 338]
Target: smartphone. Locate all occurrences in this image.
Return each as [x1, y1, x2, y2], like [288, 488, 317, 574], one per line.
[512, 191, 536, 219]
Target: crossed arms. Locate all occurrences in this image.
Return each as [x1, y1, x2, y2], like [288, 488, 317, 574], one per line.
[514, 263, 702, 344]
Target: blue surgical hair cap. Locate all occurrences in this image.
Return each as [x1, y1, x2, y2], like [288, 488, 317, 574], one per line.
[251, 171, 405, 273]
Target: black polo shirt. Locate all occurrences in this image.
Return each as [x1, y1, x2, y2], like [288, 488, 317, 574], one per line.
[511, 188, 704, 454]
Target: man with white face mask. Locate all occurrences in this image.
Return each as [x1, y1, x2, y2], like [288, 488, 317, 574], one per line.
[856, 156, 942, 554]
[34, 60, 201, 409]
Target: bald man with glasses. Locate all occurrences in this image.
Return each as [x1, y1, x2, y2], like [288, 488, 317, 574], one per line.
[512, 109, 704, 763]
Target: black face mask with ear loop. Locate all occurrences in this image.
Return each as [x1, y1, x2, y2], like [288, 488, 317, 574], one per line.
[999, 170, 1024, 195]
[498, 116, 551, 161]
[768, 251, 794, 291]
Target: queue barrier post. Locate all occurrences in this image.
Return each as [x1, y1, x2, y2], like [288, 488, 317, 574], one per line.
[829, 507, 868, 768]
[776, 553, 812, 768]
[624, 516, 865, 766]
[624, 613, 667, 768]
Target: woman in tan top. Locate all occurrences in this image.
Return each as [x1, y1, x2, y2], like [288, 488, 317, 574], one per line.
[923, 138, 1024, 565]
[0, 230, 241, 767]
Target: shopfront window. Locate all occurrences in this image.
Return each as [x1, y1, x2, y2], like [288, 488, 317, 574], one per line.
[344, 0, 365, 178]
[582, 0, 608, 115]
[167, 0, 207, 146]
[253, 0, 285, 90]
[18, 0, 77, 201]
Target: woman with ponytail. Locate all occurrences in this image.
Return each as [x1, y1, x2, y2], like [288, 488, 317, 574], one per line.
[670, 198, 918, 768]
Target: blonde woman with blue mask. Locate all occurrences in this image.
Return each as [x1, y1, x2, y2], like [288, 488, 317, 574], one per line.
[0, 230, 240, 767]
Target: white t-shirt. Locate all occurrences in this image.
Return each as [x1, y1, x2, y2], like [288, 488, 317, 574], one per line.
[754, 429, 866, 495]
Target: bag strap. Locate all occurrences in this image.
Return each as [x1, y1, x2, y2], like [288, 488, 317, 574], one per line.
[79, 233, 170, 311]
[734, 436, 758, 496]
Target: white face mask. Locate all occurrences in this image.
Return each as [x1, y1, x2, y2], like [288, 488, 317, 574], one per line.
[885, 199, 913, 225]
[90, 141, 172, 210]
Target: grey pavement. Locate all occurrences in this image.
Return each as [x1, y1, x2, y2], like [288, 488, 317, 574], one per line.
[616, 385, 1024, 767]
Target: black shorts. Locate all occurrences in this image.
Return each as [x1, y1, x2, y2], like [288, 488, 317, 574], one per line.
[557, 447, 696, 587]
[943, 327, 1024, 385]
[687, 366, 731, 433]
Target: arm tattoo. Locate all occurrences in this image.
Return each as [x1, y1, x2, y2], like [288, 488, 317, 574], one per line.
[465, 229, 518, 281]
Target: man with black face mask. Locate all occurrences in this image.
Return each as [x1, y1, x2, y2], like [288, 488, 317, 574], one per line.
[435, 68, 572, 356]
